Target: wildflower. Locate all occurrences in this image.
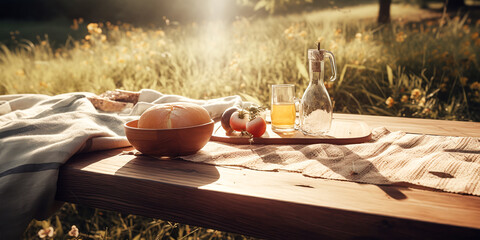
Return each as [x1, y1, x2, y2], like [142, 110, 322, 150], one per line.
[472, 32, 479, 40]
[411, 89, 422, 100]
[395, 32, 407, 43]
[40, 41, 47, 46]
[385, 97, 395, 108]
[460, 77, 468, 86]
[298, 30, 307, 38]
[355, 33, 362, 40]
[422, 108, 431, 114]
[101, 34, 107, 42]
[38, 227, 54, 239]
[334, 29, 342, 37]
[284, 26, 294, 35]
[87, 23, 102, 34]
[15, 69, 25, 77]
[471, 82, 480, 90]
[400, 95, 409, 103]
[155, 30, 165, 37]
[68, 225, 79, 238]
[71, 19, 79, 30]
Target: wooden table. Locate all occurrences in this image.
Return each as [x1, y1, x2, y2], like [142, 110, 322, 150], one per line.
[55, 114, 480, 239]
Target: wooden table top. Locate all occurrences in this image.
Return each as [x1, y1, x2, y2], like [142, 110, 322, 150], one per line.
[56, 114, 480, 239]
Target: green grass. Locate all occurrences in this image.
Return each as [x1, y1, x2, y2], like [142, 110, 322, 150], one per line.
[1, 7, 479, 121]
[2, 4, 480, 240]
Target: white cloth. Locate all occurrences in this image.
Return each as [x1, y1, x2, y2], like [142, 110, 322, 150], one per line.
[0, 90, 241, 239]
[130, 89, 244, 118]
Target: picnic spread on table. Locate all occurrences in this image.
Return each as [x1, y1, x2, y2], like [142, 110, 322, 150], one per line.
[1, 88, 480, 239]
[1, 46, 479, 239]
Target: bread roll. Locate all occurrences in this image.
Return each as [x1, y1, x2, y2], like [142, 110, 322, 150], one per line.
[138, 102, 211, 129]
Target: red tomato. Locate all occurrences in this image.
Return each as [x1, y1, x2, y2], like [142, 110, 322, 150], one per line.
[246, 117, 267, 137]
[230, 111, 249, 131]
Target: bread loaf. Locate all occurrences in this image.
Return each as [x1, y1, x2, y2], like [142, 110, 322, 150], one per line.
[138, 102, 211, 129]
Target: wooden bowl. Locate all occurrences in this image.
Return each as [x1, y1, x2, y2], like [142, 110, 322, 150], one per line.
[124, 120, 214, 157]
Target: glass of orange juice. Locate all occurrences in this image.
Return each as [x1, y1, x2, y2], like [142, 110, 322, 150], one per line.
[271, 84, 297, 132]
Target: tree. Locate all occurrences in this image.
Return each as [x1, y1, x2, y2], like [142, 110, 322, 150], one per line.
[245, 0, 394, 24]
[377, 0, 392, 24]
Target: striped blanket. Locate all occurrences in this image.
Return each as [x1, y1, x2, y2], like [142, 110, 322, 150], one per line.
[0, 90, 241, 239]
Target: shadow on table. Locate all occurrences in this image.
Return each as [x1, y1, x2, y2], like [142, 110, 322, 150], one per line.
[114, 154, 221, 188]
[252, 144, 407, 200]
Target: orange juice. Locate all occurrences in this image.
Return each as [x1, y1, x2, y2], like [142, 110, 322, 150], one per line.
[271, 103, 296, 131]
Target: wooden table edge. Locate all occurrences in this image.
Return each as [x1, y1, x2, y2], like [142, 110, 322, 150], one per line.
[56, 114, 480, 239]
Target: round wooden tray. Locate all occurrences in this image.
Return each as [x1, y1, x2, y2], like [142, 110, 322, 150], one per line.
[210, 119, 372, 145]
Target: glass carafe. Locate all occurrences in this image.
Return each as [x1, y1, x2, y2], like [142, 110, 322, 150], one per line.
[299, 48, 337, 136]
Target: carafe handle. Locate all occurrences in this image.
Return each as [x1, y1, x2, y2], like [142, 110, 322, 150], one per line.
[325, 51, 337, 82]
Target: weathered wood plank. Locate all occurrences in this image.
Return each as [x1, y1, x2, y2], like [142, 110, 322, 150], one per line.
[56, 114, 480, 239]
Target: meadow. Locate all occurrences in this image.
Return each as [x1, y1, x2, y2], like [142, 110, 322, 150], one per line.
[1, 3, 479, 239]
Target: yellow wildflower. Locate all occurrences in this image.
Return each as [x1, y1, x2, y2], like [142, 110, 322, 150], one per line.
[298, 30, 307, 38]
[472, 32, 479, 40]
[71, 19, 79, 30]
[395, 32, 407, 43]
[15, 69, 25, 77]
[471, 82, 480, 90]
[411, 89, 422, 100]
[156, 30, 165, 37]
[284, 26, 294, 35]
[400, 95, 409, 103]
[87, 23, 98, 32]
[334, 28, 342, 37]
[385, 97, 395, 108]
[355, 33, 362, 40]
